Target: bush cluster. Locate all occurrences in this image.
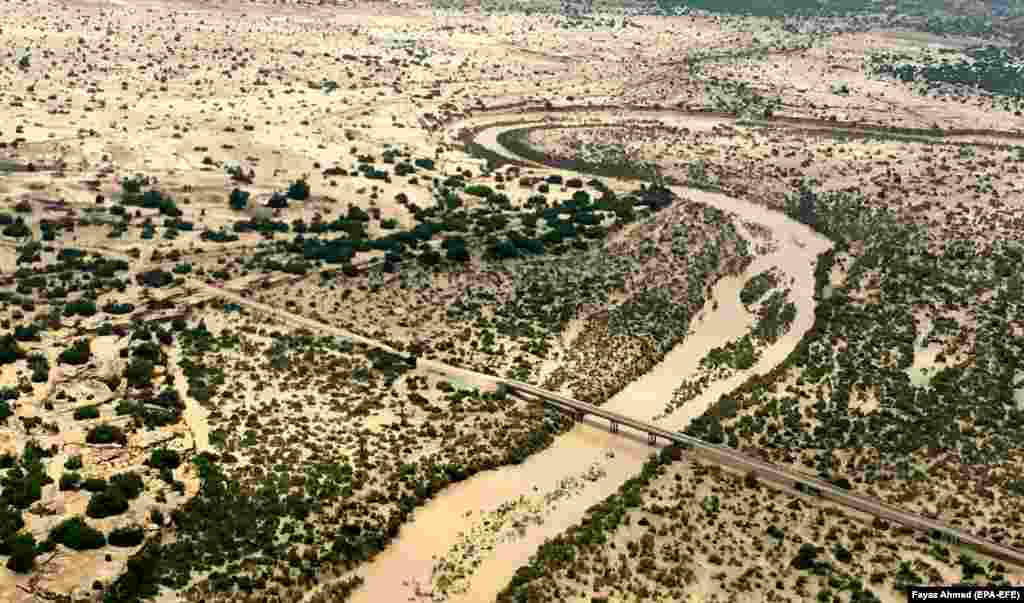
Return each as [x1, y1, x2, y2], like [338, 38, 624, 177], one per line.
[50, 516, 106, 550]
[58, 338, 92, 365]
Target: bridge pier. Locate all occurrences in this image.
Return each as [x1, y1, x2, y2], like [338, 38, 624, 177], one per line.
[577, 411, 586, 423]
[610, 421, 619, 434]
[649, 432, 657, 446]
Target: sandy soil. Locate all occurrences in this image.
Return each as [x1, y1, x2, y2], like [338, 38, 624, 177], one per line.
[3, 0, 1024, 600]
[346, 125, 830, 602]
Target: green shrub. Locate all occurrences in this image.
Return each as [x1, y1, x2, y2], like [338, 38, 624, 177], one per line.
[86, 487, 129, 519]
[158, 196, 181, 215]
[58, 338, 92, 366]
[5, 533, 37, 573]
[464, 184, 494, 198]
[86, 424, 127, 446]
[148, 448, 181, 471]
[65, 299, 98, 317]
[64, 455, 83, 471]
[120, 176, 145, 195]
[136, 269, 174, 288]
[50, 517, 106, 550]
[287, 178, 310, 201]
[228, 188, 250, 210]
[0, 504, 25, 544]
[124, 357, 155, 388]
[59, 472, 82, 491]
[2, 220, 31, 238]
[81, 478, 107, 493]
[73, 405, 101, 420]
[110, 472, 144, 500]
[103, 302, 135, 315]
[792, 543, 819, 570]
[108, 525, 145, 548]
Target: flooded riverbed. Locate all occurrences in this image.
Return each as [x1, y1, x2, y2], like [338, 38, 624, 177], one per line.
[346, 120, 831, 603]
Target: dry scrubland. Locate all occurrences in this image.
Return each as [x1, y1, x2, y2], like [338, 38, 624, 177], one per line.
[2, 0, 1024, 602]
[499, 449, 1018, 603]
[507, 109, 1024, 544]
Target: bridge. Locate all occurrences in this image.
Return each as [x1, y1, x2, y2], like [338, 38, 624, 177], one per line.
[127, 267, 1024, 569]
[499, 380, 1024, 568]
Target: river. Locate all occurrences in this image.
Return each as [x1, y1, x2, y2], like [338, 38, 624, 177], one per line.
[346, 116, 831, 603]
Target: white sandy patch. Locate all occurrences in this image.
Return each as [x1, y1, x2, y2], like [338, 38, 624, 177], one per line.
[906, 314, 945, 388]
[173, 360, 209, 453]
[534, 316, 587, 390]
[1015, 370, 1024, 411]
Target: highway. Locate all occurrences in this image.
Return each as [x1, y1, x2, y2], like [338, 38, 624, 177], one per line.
[8, 105, 1023, 570]
[180, 275, 1024, 569]
[503, 381, 1024, 567]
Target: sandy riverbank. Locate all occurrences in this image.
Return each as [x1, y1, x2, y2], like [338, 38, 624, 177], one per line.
[346, 122, 831, 603]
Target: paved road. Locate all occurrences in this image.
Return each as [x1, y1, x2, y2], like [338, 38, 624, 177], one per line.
[177, 273, 1024, 568]
[504, 384, 1024, 567]
[11, 102, 1023, 571]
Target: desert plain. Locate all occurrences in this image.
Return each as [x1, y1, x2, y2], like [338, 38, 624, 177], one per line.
[2, 0, 1024, 602]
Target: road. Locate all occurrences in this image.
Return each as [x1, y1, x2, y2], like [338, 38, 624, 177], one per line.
[505, 385, 1024, 567]
[177, 269, 1024, 569]
[8, 100, 1023, 591]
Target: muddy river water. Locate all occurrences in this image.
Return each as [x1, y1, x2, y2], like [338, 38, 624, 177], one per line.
[347, 117, 832, 603]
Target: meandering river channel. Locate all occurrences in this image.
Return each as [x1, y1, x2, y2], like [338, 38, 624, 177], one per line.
[349, 112, 832, 603]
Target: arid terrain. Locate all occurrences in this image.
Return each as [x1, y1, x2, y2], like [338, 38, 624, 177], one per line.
[2, 0, 1024, 602]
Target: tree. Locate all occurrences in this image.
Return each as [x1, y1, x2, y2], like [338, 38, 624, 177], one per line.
[108, 525, 144, 547]
[792, 543, 819, 570]
[86, 424, 127, 446]
[2, 218, 30, 238]
[5, 533, 37, 573]
[82, 478, 107, 493]
[228, 188, 250, 210]
[136, 269, 174, 288]
[58, 338, 92, 366]
[0, 503, 25, 544]
[148, 448, 181, 471]
[28, 352, 49, 383]
[50, 516, 106, 550]
[0, 334, 26, 365]
[267, 192, 289, 209]
[287, 177, 310, 201]
[65, 299, 98, 317]
[87, 486, 129, 519]
[110, 472, 144, 500]
[74, 405, 101, 420]
[124, 358, 155, 389]
[60, 472, 82, 491]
